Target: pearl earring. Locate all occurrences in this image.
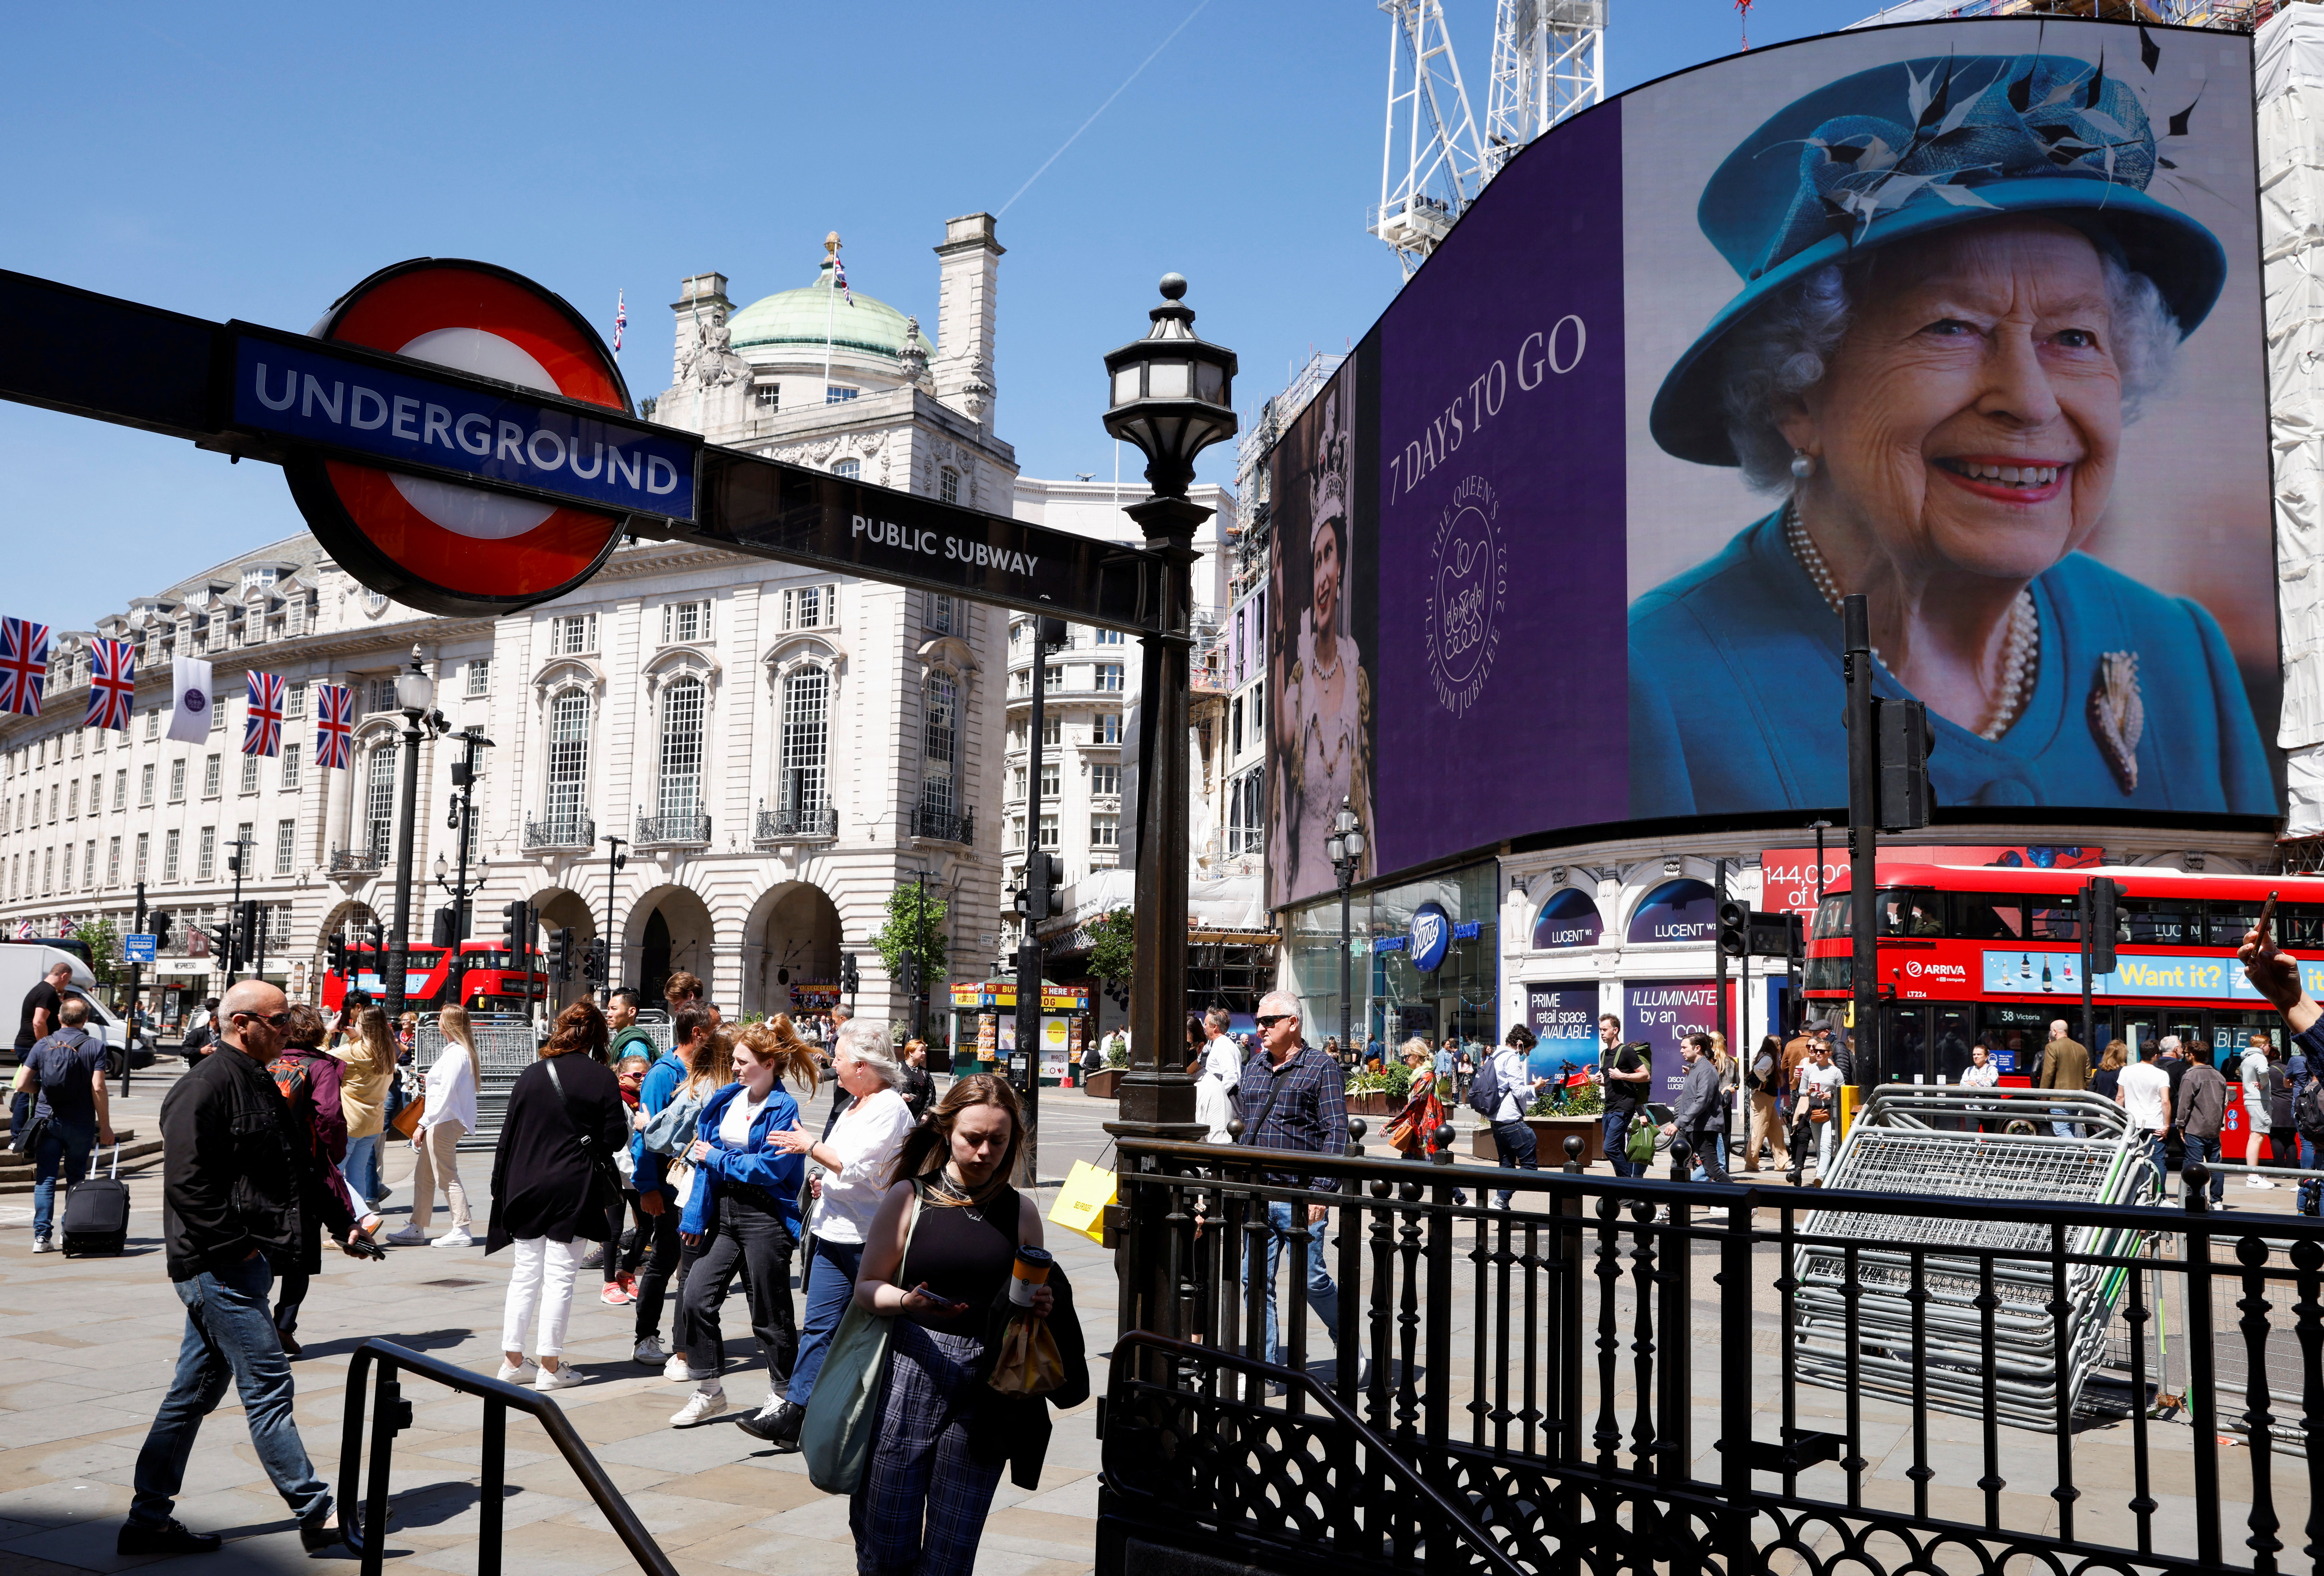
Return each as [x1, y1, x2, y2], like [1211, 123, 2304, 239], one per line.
[1789, 449, 1815, 481]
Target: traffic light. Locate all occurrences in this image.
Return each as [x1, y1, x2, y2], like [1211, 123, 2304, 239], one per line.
[150, 911, 172, 952]
[1036, 615, 1068, 650]
[1874, 697, 1935, 832]
[2087, 877, 2122, 974]
[366, 920, 385, 950]
[583, 936, 609, 985]
[432, 907, 457, 948]
[1716, 899, 1750, 959]
[901, 951, 922, 999]
[1016, 852, 1065, 923]
[840, 952, 860, 997]
[547, 928, 574, 982]
[236, 901, 259, 970]
[502, 900, 534, 954]
[326, 934, 347, 975]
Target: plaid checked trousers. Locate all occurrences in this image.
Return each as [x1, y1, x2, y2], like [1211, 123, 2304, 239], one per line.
[849, 1322, 1004, 1576]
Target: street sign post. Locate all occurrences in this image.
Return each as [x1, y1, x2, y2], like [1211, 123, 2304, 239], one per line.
[124, 934, 157, 965]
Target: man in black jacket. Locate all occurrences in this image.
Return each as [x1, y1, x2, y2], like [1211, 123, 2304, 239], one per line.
[120, 980, 366, 1557]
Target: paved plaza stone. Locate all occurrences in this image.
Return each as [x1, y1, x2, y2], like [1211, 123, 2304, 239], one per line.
[0, 1064, 2302, 1572]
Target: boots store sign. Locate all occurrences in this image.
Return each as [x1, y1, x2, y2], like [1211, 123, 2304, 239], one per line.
[0, 261, 1161, 625]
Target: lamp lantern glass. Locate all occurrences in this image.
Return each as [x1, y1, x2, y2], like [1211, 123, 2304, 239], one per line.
[395, 647, 433, 716]
[434, 852, 447, 882]
[1101, 273, 1239, 497]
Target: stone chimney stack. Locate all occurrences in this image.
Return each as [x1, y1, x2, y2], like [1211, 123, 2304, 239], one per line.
[671, 273, 731, 389]
[932, 214, 1002, 431]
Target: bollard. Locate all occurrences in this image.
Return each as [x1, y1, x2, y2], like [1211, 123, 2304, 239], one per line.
[1563, 1134, 1586, 1174]
[2183, 1161, 2211, 1215]
[1669, 1136, 1692, 1183]
[1345, 1117, 1367, 1159]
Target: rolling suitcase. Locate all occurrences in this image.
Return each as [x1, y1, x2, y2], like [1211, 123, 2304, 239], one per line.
[60, 1143, 128, 1257]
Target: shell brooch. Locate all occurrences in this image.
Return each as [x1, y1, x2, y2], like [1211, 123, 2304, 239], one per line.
[2088, 651, 2144, 794]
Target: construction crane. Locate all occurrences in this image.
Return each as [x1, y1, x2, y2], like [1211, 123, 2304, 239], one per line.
[1370, 0, 1488, 279]
[1369, 0, 1607, 276]
[1484, 0, 1606, 176]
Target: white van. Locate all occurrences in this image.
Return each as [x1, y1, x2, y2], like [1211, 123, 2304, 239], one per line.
[0, 941, 155, 1074]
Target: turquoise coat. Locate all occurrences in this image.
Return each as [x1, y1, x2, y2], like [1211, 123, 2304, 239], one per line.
[1627, 510, 2273, 819]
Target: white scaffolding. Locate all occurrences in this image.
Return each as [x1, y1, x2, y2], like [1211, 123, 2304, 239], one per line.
[1371, 0, 1489, 279]
[1483, 0, 1606, 177]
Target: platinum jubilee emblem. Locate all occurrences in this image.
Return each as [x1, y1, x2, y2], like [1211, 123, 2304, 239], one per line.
[1425, 474, 1505, 718]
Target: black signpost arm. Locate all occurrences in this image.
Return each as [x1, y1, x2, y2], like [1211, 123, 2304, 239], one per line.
[122, 881, 146, 1098]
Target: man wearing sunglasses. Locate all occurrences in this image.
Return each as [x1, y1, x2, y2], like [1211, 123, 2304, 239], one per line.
[1238, 991, 1355, 1389]
[121, 980, 370, 1558]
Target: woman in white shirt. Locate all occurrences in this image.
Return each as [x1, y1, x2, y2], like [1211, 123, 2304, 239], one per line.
[745, 1019, 916, 1447]
[388, 1005, 481, 1248]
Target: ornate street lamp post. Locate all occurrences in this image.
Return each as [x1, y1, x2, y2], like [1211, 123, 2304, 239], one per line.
[433, 727, 495, 954]
[1101, 273, 1238, 1143]
[382, 647, 445, 1027]
[1326, 798, 1366, 1059]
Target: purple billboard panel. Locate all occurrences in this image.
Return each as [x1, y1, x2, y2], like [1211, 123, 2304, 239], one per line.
[1623, 979, 1721, 1105]
[1266, 20, 2274, 914]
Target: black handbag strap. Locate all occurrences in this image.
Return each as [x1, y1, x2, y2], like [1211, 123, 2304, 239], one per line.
[542, 1057, 606, 1160]
[1236, 1064, 1287, 1147]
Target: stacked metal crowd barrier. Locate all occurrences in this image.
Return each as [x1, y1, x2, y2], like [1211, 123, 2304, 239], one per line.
[411, 1008, 670, 1151]
[1792, 1086, 2157, 1429]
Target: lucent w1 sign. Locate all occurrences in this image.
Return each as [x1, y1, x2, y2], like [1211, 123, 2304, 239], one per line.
[1267, 17, 2278, 910]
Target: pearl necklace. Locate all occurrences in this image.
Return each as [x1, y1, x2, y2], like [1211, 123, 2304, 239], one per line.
[1784, 503, 2038, 741]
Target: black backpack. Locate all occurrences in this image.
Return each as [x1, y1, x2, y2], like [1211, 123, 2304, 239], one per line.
[2297, 1073, 2324, 1135]
[1466, 1056, 1503, 1118]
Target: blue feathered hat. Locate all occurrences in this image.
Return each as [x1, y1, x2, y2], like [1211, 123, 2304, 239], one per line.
[1650, 51, 2227, 467]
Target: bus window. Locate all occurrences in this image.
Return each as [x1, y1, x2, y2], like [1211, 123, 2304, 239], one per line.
[1812, 896, 1850, 940]
[1976, 1004, 2049, 1077]
[2208, 901, 2267, 948]
[1956, 895, 2025, 940]
[1877, 888, 1946, 937]
[2283, 904, 2324, 951]
[2026, 896, 2081, 942]
[1804, 956, 1849, 992]
[1933, 1008, 1972, 1081]
[2118, 898, 2197, 947]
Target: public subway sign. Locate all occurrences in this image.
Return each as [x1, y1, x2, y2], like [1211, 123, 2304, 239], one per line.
[0, 263, 1167, 629]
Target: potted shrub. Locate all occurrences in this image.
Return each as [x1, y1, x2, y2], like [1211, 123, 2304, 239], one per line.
[1469, 1079, 1608, 1165]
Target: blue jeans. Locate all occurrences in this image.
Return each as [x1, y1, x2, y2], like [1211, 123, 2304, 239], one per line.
[786, 1235, 865, 1407]
[1603, 1112, 1645, 1178]
[1261, 1200, 1345, 1370]
[1489, 1118, 1538, 1207]
[131, 1256, 329, 1530]
[2169, 1134, 2227, 1204]
[341, 1133, 380, 1208]
[2050, 1106, 2076, 1140]
[1688, 1126, 1732, 1184]
[32, 1117, 95, 1241]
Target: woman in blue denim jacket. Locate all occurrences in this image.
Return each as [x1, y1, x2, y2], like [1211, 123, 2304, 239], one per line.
[666, 1024, 818, 1429]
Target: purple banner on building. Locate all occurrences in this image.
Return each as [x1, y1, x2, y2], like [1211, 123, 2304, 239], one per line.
[1623, 979, 1720, 1104]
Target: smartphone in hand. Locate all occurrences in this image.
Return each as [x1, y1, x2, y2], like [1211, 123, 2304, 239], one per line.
[910, 1282, 968, 1315]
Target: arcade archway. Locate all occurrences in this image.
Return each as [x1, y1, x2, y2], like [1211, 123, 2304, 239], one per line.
[630, 884, 714, 1007]
[529, 886, 596, 1012]
[743, 881, 843, 1021]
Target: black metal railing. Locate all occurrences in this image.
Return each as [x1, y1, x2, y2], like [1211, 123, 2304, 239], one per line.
[910, 804, 974, 845]
[634, 811, 711, 847]
[1102, 1136, 2324, 1576]
[521, 814, 594, 850]
[756, 804, 836, 841]
[329, 840, 386, 874]
[340, 1339, 675, 1575]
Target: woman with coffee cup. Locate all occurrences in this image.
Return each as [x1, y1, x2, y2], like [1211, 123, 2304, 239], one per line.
[848, 1073, 1083, 1576]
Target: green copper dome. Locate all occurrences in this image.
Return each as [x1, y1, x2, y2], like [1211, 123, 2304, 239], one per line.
[728, 261, 929, 364]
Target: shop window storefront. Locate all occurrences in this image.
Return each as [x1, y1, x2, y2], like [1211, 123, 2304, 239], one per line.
[1286, 861, 1499, 1058]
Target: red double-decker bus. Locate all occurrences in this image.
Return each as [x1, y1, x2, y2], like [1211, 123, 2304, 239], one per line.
[1805, 863, 2320, 1154]
[321, 940, 549, 1017]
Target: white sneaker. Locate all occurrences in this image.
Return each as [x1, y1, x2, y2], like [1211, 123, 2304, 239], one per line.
[31, 1237, 53, 1255]
[633, 1336, 667, 1367]
[669, 1387, 726, 1427]
[432, 1227, 473, 1248]
[2249, 1176, 2278, 1189]
[384, 1224, 428, 1246]
[663, 1355, 692, 1382]
[534, 1364, 584, 1393]
[495, 1358, 537, 1384]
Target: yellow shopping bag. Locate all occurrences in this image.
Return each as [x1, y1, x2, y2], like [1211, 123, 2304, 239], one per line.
[1047, 1158, 1116, 1247]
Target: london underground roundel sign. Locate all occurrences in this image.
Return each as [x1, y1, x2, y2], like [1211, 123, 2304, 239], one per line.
[281, 258, 636, 617]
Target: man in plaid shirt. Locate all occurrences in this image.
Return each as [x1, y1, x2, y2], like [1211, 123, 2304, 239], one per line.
[1236, 989, 1354, 1383]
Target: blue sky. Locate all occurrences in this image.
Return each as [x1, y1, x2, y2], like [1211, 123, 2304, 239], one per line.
[2, 0, 1877, 632]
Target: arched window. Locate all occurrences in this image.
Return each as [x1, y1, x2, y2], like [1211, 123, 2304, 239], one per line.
[920, 672, 957, 819]
[834, 458, 862, 481]
[365, 741, 397, 862]
[780, 667, 829, 815]
[657, 677, 706, 824]
[546, 689, 591, 841]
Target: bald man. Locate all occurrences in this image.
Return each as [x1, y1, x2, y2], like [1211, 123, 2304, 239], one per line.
[122, 981, 369, 1557]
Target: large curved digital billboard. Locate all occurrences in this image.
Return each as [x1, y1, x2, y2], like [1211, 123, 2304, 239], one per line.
[1270, 17, 2275, 910]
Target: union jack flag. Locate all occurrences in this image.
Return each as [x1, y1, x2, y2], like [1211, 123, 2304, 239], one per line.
[83, 638, 135, 732]
[0, 617, 50, 718]
[614, 290, 626, 353]
[12, 920, 28, 940]
[243, 671, 284, 757]
[314, 682, 355, 770]
[833, 254, 851, 306]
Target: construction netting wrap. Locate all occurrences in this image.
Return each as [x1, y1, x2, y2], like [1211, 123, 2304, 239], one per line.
[1792, 1087, 2157, 1430]
[2261, 4, 2324, 827]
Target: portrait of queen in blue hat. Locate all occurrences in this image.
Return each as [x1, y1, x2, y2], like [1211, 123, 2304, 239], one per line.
[1628, 45, 2273, 819]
